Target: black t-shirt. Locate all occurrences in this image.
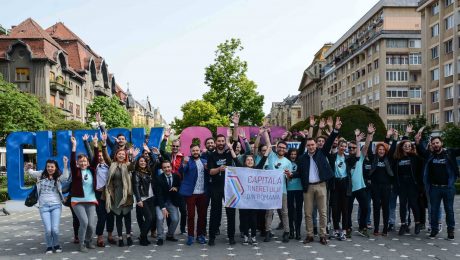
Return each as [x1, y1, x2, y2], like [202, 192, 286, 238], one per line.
[207, 149, 234, 189]
[371, 158, 392, 185]
[397, 157, 412, 177]
[429, 153, 449, 185]
[362, 158, 372, 182]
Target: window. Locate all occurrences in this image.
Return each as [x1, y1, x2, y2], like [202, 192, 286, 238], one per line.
[368, 93, 373, 102]
[49, 95, 55, 106]
[76, 85, 80, 96]
[76, 104, 81, 117]
[387, 121, 407, 131]
[410, 104, 421, 115]
[431, 46, 439, 59]
[387, 104, 409, 115]
[69, 102, 73, 113]
[59, 98, 65, 109]
[445, 39, 453, 53]
[408, 39, 421, 48]
[297, 110, 301, 119]
[445, 15, 454, 30]
[15, 68, 30, 81]
[374, 90, 380, 101]
[445, 110, 454, 123]
[84, 88, 88, 98]
[374, 59, 379, 69]
[409, 53, 422, 65]
[445, 0, 453, 7]
[56, 75, 64, 85]
[49, 71, 55, 81]
[386, 87, 408, 98]
[432, 2, 440, 15]
[374, 74, 380, 84]
[444, 63, 453, 77]
[367, 48, 373, 57]
[386, 70, 408, 82]
[432, 90, 439, 103]
[367, 63, 372, 73]
[368, 78, 373, 88]
[431, 23, 439, 37]
[375, 43, 379, 52]
[445, 86, 454, 99]
[409, 87, 422, 98]
[431, 113, 439, 125]
[361, 95, 367, 105]
[431, 68, 440, 80]
[386, 55, 409, 65]
[386, 39, 408, 48]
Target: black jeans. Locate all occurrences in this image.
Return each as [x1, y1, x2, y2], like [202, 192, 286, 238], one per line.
[398, 176, 420, 224]
[209, 188, 235, 239]
[106, 211, 115, 233]
[331, 177, 350, 230]
[240, 209, 257, 237]
[70, 206, 80, 239]
[347, 188, 368, 230]
[136, 198, 156, 238]
[115, 211, 132, 237]
[95, 191, 108, 236]
[371, 184, 391, 233]
[287, 190, 303, 235]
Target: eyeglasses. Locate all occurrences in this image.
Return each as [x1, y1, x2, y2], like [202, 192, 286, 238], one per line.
[348, 146, 357, 150]
[277, 146, 287, 150]
[171, 145, 180, 148]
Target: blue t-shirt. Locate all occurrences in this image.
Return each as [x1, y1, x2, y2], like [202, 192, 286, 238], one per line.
[287, 161, 302, 191]
[267, 151, 292, 194]
[71, 169, 96, 203]
[335, 154, 347, 178]
[351, 155, 366, 192]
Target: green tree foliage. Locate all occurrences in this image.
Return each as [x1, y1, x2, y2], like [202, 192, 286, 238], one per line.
[319, 109, 336, 120]
[334, 105, 386, 141]
[289, 120, 308, 132]
[442, 123, 460, 148]
[172, 100, 229, 134]
[203, 38, 264, 125]
[406, 114, 432, 139]
[87, 96, 132, 128]
[0, 74, 48, 144]
[53, 119, 89, 131]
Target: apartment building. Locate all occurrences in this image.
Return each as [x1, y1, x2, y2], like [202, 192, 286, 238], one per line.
[298, 43, 332, 118]
[267, 95, 302, 129]
[320, 0, 423, 130]
[418, 0, 460, 129]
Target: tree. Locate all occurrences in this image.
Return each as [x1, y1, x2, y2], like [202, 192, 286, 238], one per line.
[319, 109, 336, 120]
[442, 123, 460, 148]
[203, 38, 264, 125]
[53, 119, 89, 131]
[172, 100, 229, 134]
[86, 96, 132, 128]
[0, 74, 48, 144]
[334, 105, 386, 141]
[406, 114, 432, 139]
[289, 120, 308, 132]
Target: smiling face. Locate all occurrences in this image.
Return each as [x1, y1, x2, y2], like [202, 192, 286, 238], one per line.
[234, 142, 242, 155]
[117, 135, 126, 146]
[289, 150, 297, 161]
[338, 141, 347, 154]
[377, 145, 386, 157]
[171, 140, 180, 154]
[205, 139, 215, 151]
[77, 155, 89, 169]
[306, 139, 317, 154]
[138, 157, 147, 169]
[216, 136, 226, 151]
[401, 140, 412, 155]
[191, 146, 201, 159]
[276, 143, 287, 157]
[162, 161, 172, 175]
[316, 137, 325, 149]
[46, 162, 56, 176]
[116, 150, 127, 163]
[431, 137, 443, 153]
[348, 143, 358, 156]
[245, 156, 255, 168]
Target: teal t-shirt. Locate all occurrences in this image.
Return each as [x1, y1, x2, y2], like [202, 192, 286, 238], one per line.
[267, 151, 292, 194]
[351, 155, 366, 192]
[335, 154, 347, 178]
[71, 169, 97, 203]
[287, 161, 302, 191]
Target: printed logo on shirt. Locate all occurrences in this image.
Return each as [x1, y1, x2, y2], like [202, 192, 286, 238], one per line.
[377, 161, 385, 167]
[398, 160, 411, 166]
[433, 158, 446, 164]
[216, 159, 227, 166]
[364, 164, 372, 170]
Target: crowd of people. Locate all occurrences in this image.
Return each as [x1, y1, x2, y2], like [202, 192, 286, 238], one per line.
[24, 112, 459, 254]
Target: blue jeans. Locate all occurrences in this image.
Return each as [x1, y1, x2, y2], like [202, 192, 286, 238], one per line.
[429, 186, 455, 232]
[427, 190, 443, 225]
[39, 203, 62, 247]
[389, 187, 398, 225]
[156, 202, 179, 239]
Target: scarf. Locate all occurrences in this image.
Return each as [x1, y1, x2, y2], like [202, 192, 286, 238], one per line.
[105, 162, 133, 213]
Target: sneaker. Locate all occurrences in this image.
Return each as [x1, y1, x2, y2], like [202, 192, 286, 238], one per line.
[156, 239, 164, 246]
[127, 237, 133, 246]
[414, 224, 421, 235]
[448, 231, 455, 240]
[79, 244, 88, 253]
[438, 224, 443, 233]
[45, 247, 53, 254]
[358, 229, 370, 238]
[388, 224, 394, 232]
[197, 235, 206, 245]
[282, 232, 290, 243]
[398, 224, 407, 236]
[334, 231, 341, 240]
[208, 239, 215, 246]
[53, 245, 62, 253]
[338, 231, 346, 241]
[346, 229, 352, 239]
[85, 241, 95, 249]
[429, 230, 438, 238]
[367, 224, 373, 230]
[186, 236, 194, 246]
[251, 236, 258, 245]
[242, 235, 249, 245]
[289, 231, 294, 239]
[319, 236, 328, 245]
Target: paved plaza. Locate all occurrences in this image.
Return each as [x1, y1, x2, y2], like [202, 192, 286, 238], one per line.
[0, 200, 459, 260]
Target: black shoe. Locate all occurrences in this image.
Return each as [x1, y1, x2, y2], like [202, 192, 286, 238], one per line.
[264, 232, 271, 242]
[448, 231, 455, 240]
[166, 236, 178, 242]
[282, 232, 289, 243]
[139, 236, 150, 246]
[127, 237, 133, 246]
[156, 239, 164, 246]
[414, 224, 421, 235]
[289, 231, 294, 239]
[118, 239, 124, 247]
[398, 224, 407, 236]
[180, 228, 186, 234]
[388, 224, 394, 232]
[208, 239, 215, 246]
[429, 230, 438, 238]
[228, 237, 236, 245]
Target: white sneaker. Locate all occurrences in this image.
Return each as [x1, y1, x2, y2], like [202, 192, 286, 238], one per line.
[438, 224, 443, 233]
[251, 236, 258, 245]
[242, 235, 249, 245]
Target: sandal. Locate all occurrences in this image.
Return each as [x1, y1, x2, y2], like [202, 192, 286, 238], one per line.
[97, 239, 105, 247]
[107, 237, 116, 245]
[73, 237, 80, 244]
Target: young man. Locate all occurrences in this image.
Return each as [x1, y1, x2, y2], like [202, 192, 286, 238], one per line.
[207, 134, 235, 246]
[201, 137, 216, 161]
[297, 117, 342, 245]
[155, 161, 181, 245]
[179, 144, 209, 245]
[415, 134, 460, 240]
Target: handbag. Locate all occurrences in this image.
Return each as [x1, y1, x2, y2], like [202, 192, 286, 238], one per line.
[24, 185, 38, 207]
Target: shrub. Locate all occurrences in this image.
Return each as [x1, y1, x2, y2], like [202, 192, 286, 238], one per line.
[334, 105, 386, 141]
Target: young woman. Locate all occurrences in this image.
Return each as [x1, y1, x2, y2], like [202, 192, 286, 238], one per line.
[286, 148, 303, 240]
[102, 132, 139, 247]
[70, 136, 98, 252]
[227, 131, 270, 245]
[25, 157, 69, 254]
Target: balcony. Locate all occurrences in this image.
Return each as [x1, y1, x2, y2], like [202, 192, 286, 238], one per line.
[94, 84, 111, 97]
[50, 80, 72, 95]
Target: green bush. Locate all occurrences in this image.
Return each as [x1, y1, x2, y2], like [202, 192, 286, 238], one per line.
[289, 120, 308, 132]
[334, 105, 386, 141]
[0, 188, 8, 202]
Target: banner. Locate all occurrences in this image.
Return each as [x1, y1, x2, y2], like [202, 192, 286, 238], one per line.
[224, 167, 283, 209]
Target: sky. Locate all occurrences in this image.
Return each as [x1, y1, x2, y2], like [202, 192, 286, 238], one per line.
[2, 0, 378, 123]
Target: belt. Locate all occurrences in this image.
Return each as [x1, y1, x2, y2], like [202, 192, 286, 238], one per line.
[309, 181, 324, 185]
[432, 184, 448, 187]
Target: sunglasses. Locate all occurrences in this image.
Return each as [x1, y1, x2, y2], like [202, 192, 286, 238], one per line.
[171, 145, 180, 148]
[348, 146, 357, 150]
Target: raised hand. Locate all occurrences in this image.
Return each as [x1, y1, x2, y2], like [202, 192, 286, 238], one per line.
[298, 130, 306, 138]
[101, 132, 107, 145]
[327, 116, 334, 128]
[386, 128, 394, 138]
[239, 128, 246, 139]
[309, 115, 315, 126]
[367, 123, 376, 134]
[63, 156, 68, 166]
[356, 132, 365, 142]
[82, 134, 89, 141]
[152, 147, 160, 155]
[71, 136, 76, 146]
[143, 143, 150, 153]
[354, 128, 361, 137]
[164, 128, 171, 138]
[393, 129, 399, 140]
[95, 112, 101, 123]
[406, 124, 413, 136]
[258, 127, 265, 135]
[132, 147, 140, 158]
[281, 131, 289, 140]
[92, 133, 98, 146]
[183, 156, 190, 165]
[226, 128, 232, 140]
[24, 162, 33, 171]
[232, 112, 240, 126]
[334, 117, 342, 130]
[319, 118, 326, 129]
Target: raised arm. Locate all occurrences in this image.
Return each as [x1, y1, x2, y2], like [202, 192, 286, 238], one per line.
[90, 133, 99, 168]
[83, 134, 94, 161]
[70, 136, 77, 175]
[322, 117, 341, 154]
[316, 117, 325, 138]
[361, 123, 375, 157]
[231, 112, 240, 143]
[24, 163, 41, 178]
[415, 131, 430, 159]
[253, 127, 264, 157]
[388, 129, 399, 159]
[355, 130, 365, 158]
[101, 132, 112, 166]
[60, 156, 70, 181]
[308, 115, 316, 139]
